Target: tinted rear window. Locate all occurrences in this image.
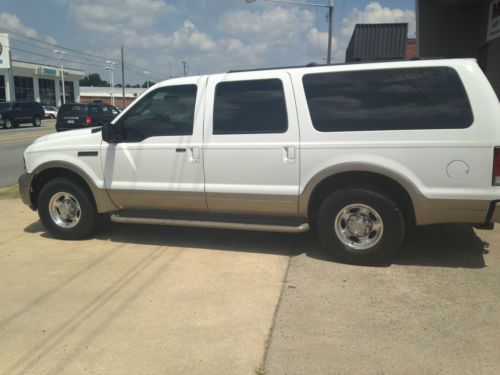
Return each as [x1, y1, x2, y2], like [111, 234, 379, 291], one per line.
[303, 67, 474, 132]
[59, 104, 86, 113]
[213, 79, 288, 135]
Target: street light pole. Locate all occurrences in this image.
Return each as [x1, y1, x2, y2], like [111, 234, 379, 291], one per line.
[105, 61, 116, 106]
[245, 0, 335, 64]
[144, 71, 150, 88]
[53, 49, 66, 104]
[327, 0, 333, 65]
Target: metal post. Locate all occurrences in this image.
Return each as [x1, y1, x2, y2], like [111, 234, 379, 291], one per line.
[144, 71, 150, 88]
[7, 49, 14, 101]
[106, 61, 115, 106]
[54, 50, 66, 104]
[121, 46, 125, 107]
[327, 0, 334, 64]
[182, 61, 188, 77]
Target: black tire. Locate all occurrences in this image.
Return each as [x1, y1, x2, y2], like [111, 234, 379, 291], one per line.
[38, 178, 98, 240]
[3, 118, 13, 129]
[33, 116, 42, 127]
[317, 187, 405, 265]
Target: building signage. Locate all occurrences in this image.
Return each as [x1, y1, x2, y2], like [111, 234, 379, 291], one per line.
[488, 0, 500, 42]
[0, 33, 10, 69]
[36, 66, 58, 76]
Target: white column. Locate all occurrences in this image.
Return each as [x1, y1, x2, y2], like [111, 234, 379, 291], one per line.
[4, 73, 13, 101]
[73, 80, 80, 103]
[55, 77, 61, 107]
[33, 77, 40, 102]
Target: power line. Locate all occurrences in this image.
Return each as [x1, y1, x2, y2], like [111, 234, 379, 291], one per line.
[0, 28, 168, 77]
[0, 28, 116, 64]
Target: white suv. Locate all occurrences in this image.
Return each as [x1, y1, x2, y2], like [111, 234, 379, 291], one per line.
[18, 59, 500, 264]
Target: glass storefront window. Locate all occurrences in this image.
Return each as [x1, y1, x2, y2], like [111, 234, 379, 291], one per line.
[0, 76, 5, 102]
[14, 76, 34, 101]
[39, 78, 56, 106]
[59, 80, 74, 103]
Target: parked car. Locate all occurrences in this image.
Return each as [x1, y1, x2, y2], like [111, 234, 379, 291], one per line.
[19, 58, 500, 265]
[55, 103, 120, 132]
[43, 106, 58, 119]
[0, 101, 44, 129]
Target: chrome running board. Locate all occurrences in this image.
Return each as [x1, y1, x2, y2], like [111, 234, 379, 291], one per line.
[110, 213, 310, 233]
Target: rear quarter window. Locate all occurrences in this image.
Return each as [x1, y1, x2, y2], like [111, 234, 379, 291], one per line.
[59, 104, 86, 113]
[302, 67, 474, 132]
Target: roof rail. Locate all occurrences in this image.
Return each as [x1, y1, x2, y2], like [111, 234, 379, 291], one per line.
[226, 57, 459, 74]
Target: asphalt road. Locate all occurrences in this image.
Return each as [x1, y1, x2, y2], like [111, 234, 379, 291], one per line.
[0, 120, 56, 188]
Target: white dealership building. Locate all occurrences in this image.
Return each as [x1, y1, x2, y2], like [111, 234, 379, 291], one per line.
[0, 33, 85, 106]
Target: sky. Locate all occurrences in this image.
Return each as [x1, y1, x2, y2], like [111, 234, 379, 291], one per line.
[0, 0, 416, 85]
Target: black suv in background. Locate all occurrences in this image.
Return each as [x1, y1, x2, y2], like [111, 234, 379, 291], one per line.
[56, 103, 120, 132]
[0, 101, 45, 129]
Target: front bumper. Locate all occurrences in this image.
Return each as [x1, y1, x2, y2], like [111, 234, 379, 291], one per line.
[18, 172, 35, 210]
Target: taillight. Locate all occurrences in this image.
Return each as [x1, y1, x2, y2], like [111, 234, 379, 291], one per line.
[493, 147, 500, 185]
[85, 115, 92, 126]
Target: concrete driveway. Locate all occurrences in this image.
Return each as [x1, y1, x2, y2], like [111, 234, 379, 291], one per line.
[1, 198, 500, 374]
[0, 199, 289, 375]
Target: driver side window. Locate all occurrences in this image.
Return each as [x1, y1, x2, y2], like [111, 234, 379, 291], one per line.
[120, 84, 197, 142]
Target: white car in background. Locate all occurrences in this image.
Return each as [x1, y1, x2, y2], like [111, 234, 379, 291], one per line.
[43, 106, 58, 119]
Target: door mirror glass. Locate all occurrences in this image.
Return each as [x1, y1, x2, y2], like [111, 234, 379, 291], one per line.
[102, 123, 120, 143]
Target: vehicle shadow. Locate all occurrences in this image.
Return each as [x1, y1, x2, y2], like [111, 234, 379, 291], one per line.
[24, 221, 488, 269]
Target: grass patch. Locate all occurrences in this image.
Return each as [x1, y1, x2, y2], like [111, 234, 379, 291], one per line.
[0, 185, 20, 199]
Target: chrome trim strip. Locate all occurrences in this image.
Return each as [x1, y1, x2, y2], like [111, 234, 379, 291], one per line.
[110, 214, 310, 233]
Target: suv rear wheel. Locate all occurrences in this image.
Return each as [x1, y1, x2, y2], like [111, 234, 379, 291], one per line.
[38, 178, 98, 240]
[317, 187, 405, 265]
[3, 119, 13, 129]
[33, 116, 41, 127]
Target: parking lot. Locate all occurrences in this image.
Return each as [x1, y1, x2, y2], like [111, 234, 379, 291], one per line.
[1, 197, 499, 374]
[0, 119, 56, 188]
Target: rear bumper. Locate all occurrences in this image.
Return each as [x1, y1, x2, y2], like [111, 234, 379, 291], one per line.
[485, 200, 500, 224]
[18, 172, 35, 210]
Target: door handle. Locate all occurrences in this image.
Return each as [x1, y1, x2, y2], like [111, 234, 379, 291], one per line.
[188, 147, 200, 163]
[176, 148, 186, 152]
[284, 146, 296, 162]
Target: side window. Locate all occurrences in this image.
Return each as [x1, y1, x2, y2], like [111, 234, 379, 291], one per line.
[302, 67, 474, 132]
[213, 79, 288, 135]
[120, 85, 197, 141]
[108, 106, 119, 115]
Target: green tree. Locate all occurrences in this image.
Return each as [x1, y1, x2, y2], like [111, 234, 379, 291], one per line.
[79, 73, 109, 87]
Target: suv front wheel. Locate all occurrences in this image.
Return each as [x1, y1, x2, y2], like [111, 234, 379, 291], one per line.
[38, 178, 98, 240]
[33, 116, 41, 127]
[317, 187, 405, 265]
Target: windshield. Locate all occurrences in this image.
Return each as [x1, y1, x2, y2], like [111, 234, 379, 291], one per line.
[0, 102, 12, 111]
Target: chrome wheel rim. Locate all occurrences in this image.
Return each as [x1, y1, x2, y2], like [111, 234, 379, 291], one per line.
[49, 192, 81, 229]
[34, 117, 41, 126]
[5, 120, 12, 129]
[334, 203, 383, 250]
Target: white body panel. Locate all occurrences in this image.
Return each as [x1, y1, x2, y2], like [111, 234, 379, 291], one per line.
[203, 71, 300, 215]
[100, 76, 207, 211]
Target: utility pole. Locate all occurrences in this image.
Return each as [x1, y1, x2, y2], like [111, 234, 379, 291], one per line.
[327, 0, 334, 65]
[54, 49, 66, 104]
[144, 71, 150, 88]
[245, 0, 335, 64]
[182, 61, 188, 77]
[105, 61, 116, 105]
[121, 46, 125, 107]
